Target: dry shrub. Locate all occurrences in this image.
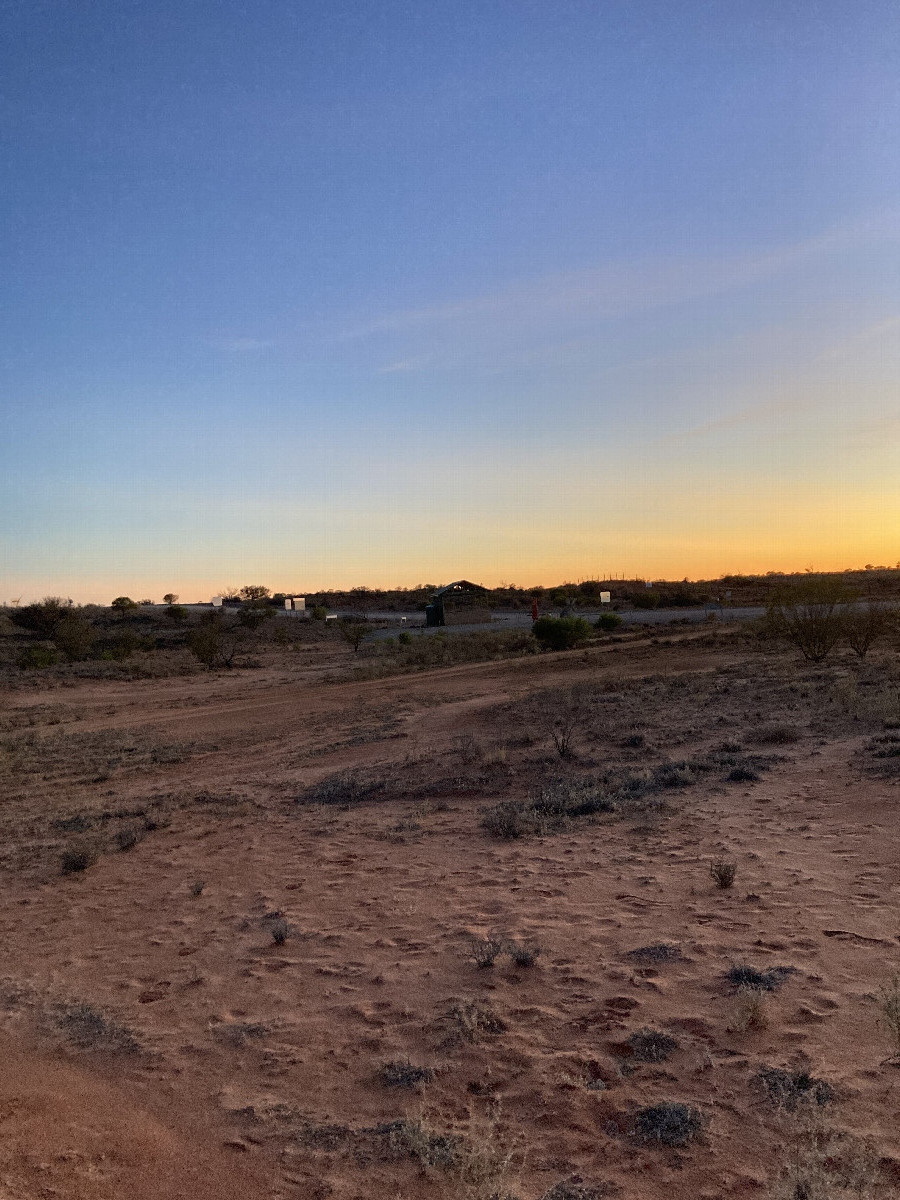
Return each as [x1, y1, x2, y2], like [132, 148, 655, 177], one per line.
[710, 860, 737, 889]
[437, 1000, 506, 1047]
[630, 1102, 704, 1147]
[61, 841, 100, 874]
[767, 1115, 881, 1199]
[467, 935, 505, 969]
[727, 988, 770, 1033]
[877, 972, 900, 1059]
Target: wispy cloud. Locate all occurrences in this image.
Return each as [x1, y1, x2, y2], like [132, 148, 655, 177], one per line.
[339, 212, 900, 349]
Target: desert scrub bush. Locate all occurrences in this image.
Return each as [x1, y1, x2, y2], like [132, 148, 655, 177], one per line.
[269, 916, 291, 945]
[726, 765, 760, 782]
[377, 1059, 435, 1089]
[481, 799, 534, 840]
[630, 1102, 704, 1147]
[767, 1121, 881, 1200]
[842, 601, 897, 659]
[627, 1029, 679, 1062]
[187, 611, 243, 669]
[115, 825, 144, 852]
[534, 684, 595, 758]
[298, 769, 386, 807]
[480, 778, 615, 840]
[541, 1183, 616, 1200]
[375, 1118, 460, 1168]
[61, 841, 101, 873]
[55, 1002, 140, 1053]
[766, 578, 850, 663]
[467, 935, 505, 968]
[506, 939, 541, 968]
[709, 860, 737, 889]
[755, 1064, 833, 1110]
[437, 999, 506, 1047]
[726, 964, 794, 992]
[532, 616, 593, 651]
[877, 972, 900, 1059]
[626, 943, 681, 965]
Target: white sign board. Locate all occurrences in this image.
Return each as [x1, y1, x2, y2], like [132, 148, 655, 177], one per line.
[211, 596, 223, 607]
[600, 591, 611, 604]
[293, 597, 305, 611]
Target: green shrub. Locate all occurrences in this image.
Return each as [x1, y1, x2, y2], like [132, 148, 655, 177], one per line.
[595, 612, 622, 632]
[9, 597, 73, 637]
[18, 644, 61, 669]
[52, 613, 97, 661]
[532, 616, 593, 651]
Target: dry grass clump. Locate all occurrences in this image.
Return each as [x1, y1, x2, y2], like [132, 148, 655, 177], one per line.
[377, 1059, 435, 1089]
[625, 943, 681, 965]
[436, 999, 507, 1047]
[727, 988, 770, 1033]
[876, 972, 900, 1059]
[767, 1118, 881, 1199]
[467, 935, 505, 968]
[709, 860, 737, 889]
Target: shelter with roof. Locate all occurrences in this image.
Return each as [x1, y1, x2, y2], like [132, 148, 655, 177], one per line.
[425, 580, 491, 627]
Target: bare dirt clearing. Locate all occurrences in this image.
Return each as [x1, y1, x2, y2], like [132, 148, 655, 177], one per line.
[2, 631, 899, 1198]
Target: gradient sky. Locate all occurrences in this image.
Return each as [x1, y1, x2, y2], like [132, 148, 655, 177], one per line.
[2, 1, 899, 603]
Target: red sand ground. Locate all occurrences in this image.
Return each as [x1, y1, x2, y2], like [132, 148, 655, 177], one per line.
[1, 633, 899, 1199]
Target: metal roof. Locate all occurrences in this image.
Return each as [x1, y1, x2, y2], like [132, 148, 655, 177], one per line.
[432, 580, 488, 597]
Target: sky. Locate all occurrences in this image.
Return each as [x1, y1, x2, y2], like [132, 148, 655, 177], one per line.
[2, 0, 899, 603]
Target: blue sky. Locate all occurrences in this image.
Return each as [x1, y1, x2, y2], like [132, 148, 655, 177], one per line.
[2, 1, 899, 601]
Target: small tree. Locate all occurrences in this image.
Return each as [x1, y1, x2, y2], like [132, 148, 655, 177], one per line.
[162, 593, 178, 605]
[338, 620, 368, 652]
[842, 601, 896, 660]
[187, 612, 241, 669]
[239, 585, 270, 602]
[111, 596, 139, 619]
[766, 579, 849, 662]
